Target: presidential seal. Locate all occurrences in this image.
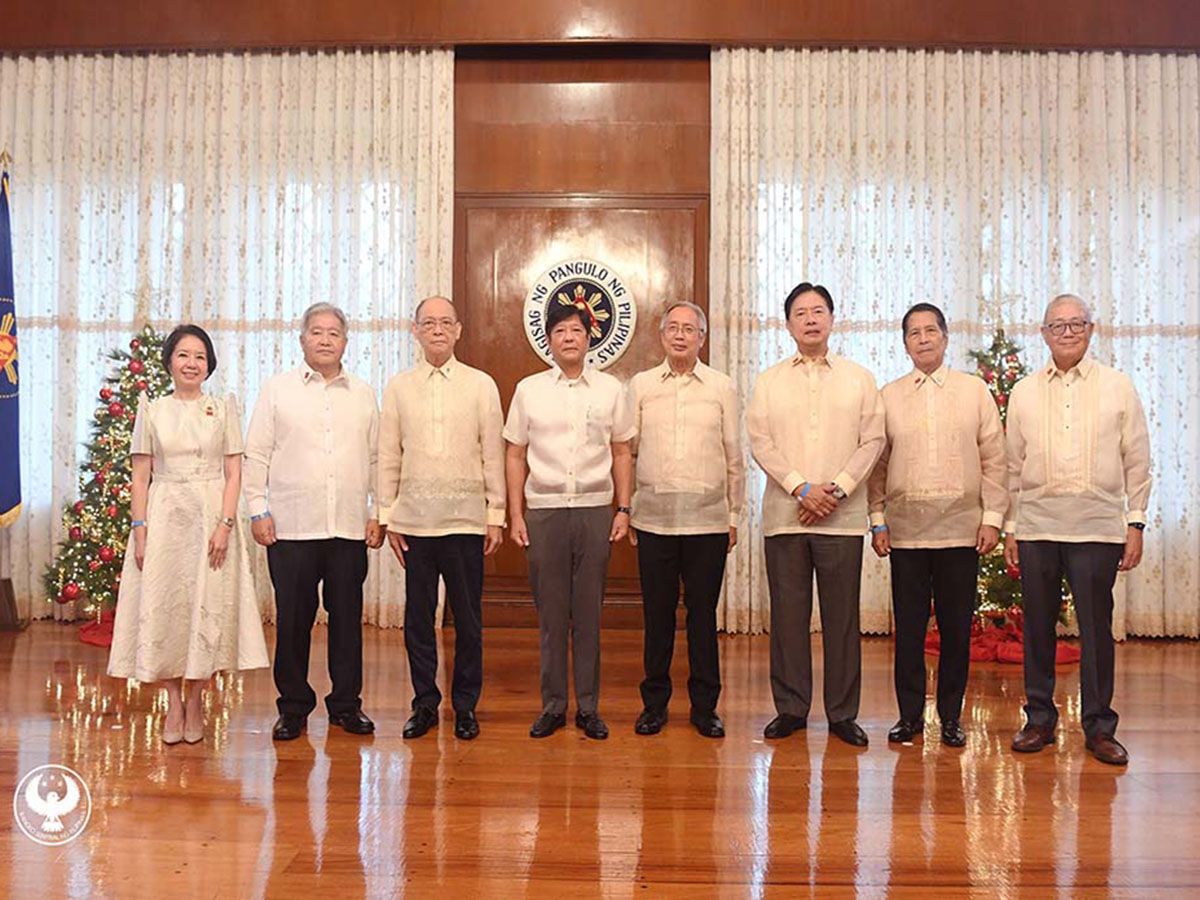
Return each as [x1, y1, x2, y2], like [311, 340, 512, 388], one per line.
[13, 764, 92, 846]
[523, 259, 637, 370]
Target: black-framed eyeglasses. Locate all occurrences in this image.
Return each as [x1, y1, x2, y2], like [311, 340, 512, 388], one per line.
[1044, 319, 1090, 336]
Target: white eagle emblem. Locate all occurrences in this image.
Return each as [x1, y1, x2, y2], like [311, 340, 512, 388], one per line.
[13, 764, 92, 845]
[25, 770, 82, 834]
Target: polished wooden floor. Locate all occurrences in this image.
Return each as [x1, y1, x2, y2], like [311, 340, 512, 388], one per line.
[2, 623, 1199, 898]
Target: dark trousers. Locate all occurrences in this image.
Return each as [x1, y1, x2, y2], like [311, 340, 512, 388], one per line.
[525, 506, 612, 716]
[635, 530, 729, 714]
[1018, 540, 1123, 739]
[267, 538, 367, 719]
[402, 533, 484, 713]
[764, 533, 864, 723]
[889, 546, 978, 724]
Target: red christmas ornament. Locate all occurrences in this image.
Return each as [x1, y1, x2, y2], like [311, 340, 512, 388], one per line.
[69, 526, 83, 541]
[982, 369, 995, 383]
[105, 505, 119, 518]
[99, 387, 113, 401]
[98, 546, 116, 562]
[130, 338, 141, 351]
[73, 501, 85, 514]
[60, 582, 81, 602]
[136, 379, 148, 391]
[127, 412, 136, 422]
[88, 560, 101, 572]
[110, 484, 121, 496]
[108, 401, 124, 417]
[1005, 562, 1021, 580]
[996, 394, 1008, 406]
[129, 359, 145, 375]
[93, 471, 106, 485]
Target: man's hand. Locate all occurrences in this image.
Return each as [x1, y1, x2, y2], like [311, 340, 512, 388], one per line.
[610, 510, 630, 543]
[251, 515, 277, 547]
[1118, 526, 1144, 571]
[484, 524, 503, 556]
[794, 482, 838, 519]
[728, 526, 738, 552]
[1003, 533, 1020, 574]
[976, 524, 1001, 555]
[871, 528, 891, 558]
[365, 519, 385, 549]
[510, 515, 530, 548]
[387, 531, 409, 567]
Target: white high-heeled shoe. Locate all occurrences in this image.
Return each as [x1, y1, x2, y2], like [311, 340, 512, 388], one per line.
[183, 701, 204, 744]
[162, 715, 184, 745]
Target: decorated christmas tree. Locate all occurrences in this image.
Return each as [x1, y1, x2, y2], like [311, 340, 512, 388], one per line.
[968, 328, 1028, 619]
[42, 326, 171, 618]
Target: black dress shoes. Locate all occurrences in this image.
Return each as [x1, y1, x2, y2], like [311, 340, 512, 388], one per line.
[830, 718, 869, 747]
[402, 706, 438, 739]
[941, 721, 967, 747]
[690, 710, 725, 739]
[329, 709, 375, 735]
[575, 711, 609, 740]
[635, 707, 668, 735]
[454, 710, 480, 741]
[888, 719, 925, 743]
[530, 711, 566, 738]
[272, 716, 306, 741]
[763, 713, 807, 739]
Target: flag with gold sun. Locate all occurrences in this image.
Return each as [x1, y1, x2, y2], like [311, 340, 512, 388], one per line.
[0, 165, 20, 528]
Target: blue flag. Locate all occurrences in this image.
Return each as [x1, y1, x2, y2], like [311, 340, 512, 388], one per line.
[0, 168, 20, 527]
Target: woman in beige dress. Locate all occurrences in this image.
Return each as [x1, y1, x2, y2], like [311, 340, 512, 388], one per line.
[107, 325, 269, 745]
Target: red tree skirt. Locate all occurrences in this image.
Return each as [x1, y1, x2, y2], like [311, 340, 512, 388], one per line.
[79, 608, 115, 648]
[924, 618, 1082, 665]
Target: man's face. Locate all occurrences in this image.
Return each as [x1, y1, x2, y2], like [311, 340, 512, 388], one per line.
[1041, 299, 1093, 361]
[549, 314, 589, 368]
[660, 305, 705, 367]
[300, 311, 348, 370]
[903, 311, 948, 371]
[413, 298, 461, 360]
[786, 291, 833, 353]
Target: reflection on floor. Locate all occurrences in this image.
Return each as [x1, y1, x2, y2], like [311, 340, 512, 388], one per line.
[2, 623, 1198, 896]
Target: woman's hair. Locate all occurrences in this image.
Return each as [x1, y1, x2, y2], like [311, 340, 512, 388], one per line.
[162, 324, 217, 379]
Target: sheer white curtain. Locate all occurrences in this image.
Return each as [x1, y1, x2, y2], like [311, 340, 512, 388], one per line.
[0, 48, 454, 625]
[711, 47, 1200, 637]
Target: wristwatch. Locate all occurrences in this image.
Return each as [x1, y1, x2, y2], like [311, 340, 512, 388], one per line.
[616, 506, 632, 515]
[219, 516, 235, 528]
[1129, 522, 1146, 531]
[831, 485, 847, 500]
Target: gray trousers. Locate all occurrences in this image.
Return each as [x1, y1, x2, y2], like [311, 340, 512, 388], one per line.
[764, 532, 864, 723]
[526, 506, 612, 715]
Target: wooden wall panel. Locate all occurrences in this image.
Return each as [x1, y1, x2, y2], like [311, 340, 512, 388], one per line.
[456, 50, 709, 196]
[455, 49, 710, 626]
[3, 0, 1198, 52]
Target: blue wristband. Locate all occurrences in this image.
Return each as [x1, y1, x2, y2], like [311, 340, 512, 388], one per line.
[250, 511, 271, 522]
[870, 524, 888, 534]
[798, 483, 811, 499]
[131, 519, 146, 528]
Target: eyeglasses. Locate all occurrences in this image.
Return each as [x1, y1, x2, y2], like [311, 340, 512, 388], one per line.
[1044, 319, 1090, 336]
[663, 324, 703, 337]
[417, 317, 457, 332]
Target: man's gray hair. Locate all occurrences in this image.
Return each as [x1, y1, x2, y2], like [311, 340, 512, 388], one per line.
[660, 300, 708, 335]
[301, 302, 349, 334]
[1043, 293, 1094, 324]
